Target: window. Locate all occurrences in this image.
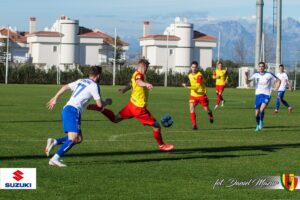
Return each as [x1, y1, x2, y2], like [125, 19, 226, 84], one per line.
[169, 49, 173, 55]
[53, 46, 57, 52]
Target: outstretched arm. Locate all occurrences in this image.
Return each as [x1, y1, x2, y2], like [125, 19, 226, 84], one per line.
[47, 84, 70, 110]
[118, 83, 132, 94]
[136, 79, 153, 90]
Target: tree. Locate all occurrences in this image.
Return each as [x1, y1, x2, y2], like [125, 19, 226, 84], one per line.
[263, 33, 276, 64]
[116, 36, 125, 66]
[233, 37, 248, 65]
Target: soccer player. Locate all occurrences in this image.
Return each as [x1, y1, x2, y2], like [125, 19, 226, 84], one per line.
[182, 61, 214, 130]
[45, 66, 112, 167]
[212, 62, 228, 110]
[245, 62, 281, 131]
[87, 58, 174, 151]
[274, 64, 293, 113]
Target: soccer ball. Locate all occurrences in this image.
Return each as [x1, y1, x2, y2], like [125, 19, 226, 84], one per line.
[160, 114, 173, 128]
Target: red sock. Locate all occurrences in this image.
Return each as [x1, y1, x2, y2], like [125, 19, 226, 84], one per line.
[190, 112, 196, 126]
[216, 94, 222, 105]
[101, 108, 116, 122]
[152, 130, 164, 145]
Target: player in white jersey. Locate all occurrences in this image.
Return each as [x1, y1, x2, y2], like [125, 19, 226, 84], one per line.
[274, 64, 293, 113]
[245, 62, 281, 131]
[45, 66, 112, 167]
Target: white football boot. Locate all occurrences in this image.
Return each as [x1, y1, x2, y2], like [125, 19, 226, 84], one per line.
[49, 158, 67, 167]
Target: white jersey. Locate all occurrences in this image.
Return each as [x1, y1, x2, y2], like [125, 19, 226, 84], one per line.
[250, 72, 278, 96]
[276, 72, 289, 91]
[65, 78, 101, 112]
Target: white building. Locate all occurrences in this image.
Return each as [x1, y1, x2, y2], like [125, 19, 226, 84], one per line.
[0, 28, 29, 63]
[140, 17, 217, 73]
[27, 16, 129, 69]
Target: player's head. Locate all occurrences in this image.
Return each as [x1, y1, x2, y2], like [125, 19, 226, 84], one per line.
[89, 66, 102, 83]
[217, 61, 222, 69]
[279, 64, 284, 72]
[258, 62, 266, 73]
[137, 58, 150, 74]
[190, 61, 199, 73]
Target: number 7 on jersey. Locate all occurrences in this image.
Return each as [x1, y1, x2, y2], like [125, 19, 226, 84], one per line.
[73, 83, 87, 97]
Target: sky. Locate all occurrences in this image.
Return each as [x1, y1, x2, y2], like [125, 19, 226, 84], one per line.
[1, 0, 300, 37]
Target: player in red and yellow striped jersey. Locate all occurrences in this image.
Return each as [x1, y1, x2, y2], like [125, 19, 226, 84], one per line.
[182, 61, 214, 130]
[87, 58, 174, 151]
[212, 62, 228, 110]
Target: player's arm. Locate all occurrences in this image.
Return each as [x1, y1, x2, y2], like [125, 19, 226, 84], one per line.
[287, 78, 293, 92]
[183, 75, 202, 90]
[225, 71, 229, 85]
[273, 78, 281, 91]
[245, 71, 253, 85]
[136, 79, 153, 90]
[47, 84, 70, 110]
[118, 83, 132, 94]
[212, 71, 217, 79]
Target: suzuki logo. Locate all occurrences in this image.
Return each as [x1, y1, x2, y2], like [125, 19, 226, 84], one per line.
[13, 170, 24, 181]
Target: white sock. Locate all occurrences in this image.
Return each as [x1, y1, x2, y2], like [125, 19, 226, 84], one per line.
[51, 154, 60, 161]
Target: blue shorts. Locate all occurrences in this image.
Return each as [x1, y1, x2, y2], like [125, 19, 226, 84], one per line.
[62, 105, 81, 134]
[277, 91, 285, 99]
[255, 94, 271, 109]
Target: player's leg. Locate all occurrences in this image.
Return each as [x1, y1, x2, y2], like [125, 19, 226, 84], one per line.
[201, 95, 213, 124]
[189, 100, 198, 130]
[45, 136, 68, 157]
[279, 91, 292, 112]
[258, 103, 267, 130]
[49, 132, 78, 167]
[49, 106, 80, 167]
[151, 124, 174, 151]
[274, 91, 281, 113]
[254, 95, 261, 131]
[134, 107, 174, 151]
[255, 109, 260, 131]
[215, 86, 220, 110]
[220, 87, 225, 107]
[87, 104, 118, 122]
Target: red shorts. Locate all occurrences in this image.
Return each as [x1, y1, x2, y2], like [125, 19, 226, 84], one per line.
[189, 95, 209, 107]
[216, 85, 225, 94]
[119, 101, 156, 126]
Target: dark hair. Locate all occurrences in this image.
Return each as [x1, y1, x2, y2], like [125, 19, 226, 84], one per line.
[191, 61, 198, 67]
[138, 58, 150, 67]
[258, 61, 265, 67]
[89, 66, 102, 76]
[279, 64, 284, 68]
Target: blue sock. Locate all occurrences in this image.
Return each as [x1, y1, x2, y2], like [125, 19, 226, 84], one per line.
[259, 111, 264, 121]
[256, 115, 260, 125]
[275, 97, 281, 110]
[56, 139, 74, 157]
[56, 136, 68, 145]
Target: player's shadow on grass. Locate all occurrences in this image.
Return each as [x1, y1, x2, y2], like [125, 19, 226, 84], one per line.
[69, 153, 267, 165]
[0, 119, 107, 123]
[1, 143, 300, 161]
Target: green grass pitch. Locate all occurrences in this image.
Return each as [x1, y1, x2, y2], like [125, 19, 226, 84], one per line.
[0, 84, 300, 199]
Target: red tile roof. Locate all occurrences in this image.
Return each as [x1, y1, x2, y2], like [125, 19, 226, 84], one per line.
[29, 31, 63, 36]
[140, 34, 180, 40]
[79, 32, 104, 37]
[0, 28, 27, 43]
[79, 28, 129, 46]
[193, 31, 216, 41]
